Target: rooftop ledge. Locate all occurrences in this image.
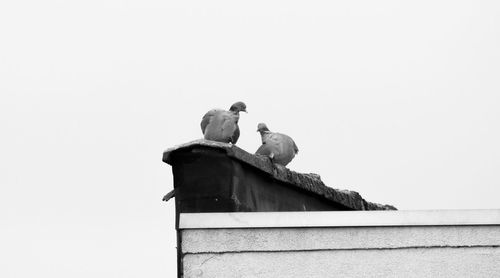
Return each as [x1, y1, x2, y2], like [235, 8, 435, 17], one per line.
[163, 139, 396, 213]
[179, 209, 500, 229]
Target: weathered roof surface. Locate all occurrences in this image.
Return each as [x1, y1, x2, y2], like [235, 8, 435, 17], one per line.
[163, 139, 396, 211]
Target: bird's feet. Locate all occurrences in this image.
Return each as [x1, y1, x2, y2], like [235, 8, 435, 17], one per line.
[267, 156, 274, 164]
[266, 155, 279, 175]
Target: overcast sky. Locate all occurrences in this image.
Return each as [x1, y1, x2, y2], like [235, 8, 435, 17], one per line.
[1, 1, 499, 277]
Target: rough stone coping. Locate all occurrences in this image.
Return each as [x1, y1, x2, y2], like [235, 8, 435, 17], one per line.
[163, 139, 396, 211]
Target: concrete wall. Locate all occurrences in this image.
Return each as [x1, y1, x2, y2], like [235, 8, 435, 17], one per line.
[179, 210, 500, 278]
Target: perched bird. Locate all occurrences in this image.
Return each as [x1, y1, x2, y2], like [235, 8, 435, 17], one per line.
[200, 101, 247, 144]
[255, 123, 299, 166]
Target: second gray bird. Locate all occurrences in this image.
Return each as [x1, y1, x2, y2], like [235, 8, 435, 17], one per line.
[255, 123, 299, 166]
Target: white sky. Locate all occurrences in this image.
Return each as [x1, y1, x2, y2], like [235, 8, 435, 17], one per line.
[1, 1, 499, 277]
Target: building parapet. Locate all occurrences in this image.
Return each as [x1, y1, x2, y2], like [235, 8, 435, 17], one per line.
[163, 139, 395, 213]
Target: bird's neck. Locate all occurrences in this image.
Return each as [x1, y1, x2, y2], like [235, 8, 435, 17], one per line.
[259, 130, 271, 136]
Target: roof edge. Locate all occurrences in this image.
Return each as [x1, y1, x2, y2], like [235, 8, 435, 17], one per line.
[163, 139, 396, 211]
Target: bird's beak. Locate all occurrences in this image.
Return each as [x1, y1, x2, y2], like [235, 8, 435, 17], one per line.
[243, 109, 248, 113]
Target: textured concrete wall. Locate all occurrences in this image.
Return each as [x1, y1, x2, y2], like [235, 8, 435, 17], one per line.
[179, 211, 500, 278]
[184, 247, 500, 278]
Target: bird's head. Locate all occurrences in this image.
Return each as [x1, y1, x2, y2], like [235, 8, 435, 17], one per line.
[229, 101, 247, 113]
[256, 123, 270, 133]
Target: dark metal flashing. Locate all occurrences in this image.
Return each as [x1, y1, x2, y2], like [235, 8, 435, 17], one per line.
[163, 139, 396, 211]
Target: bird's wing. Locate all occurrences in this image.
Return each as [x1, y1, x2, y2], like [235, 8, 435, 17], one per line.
[256, 132, 281, 154]
[200, 109, 220, 134]
[256, 143, 272, 156]
[292, 139, 299, 154]
[231, 124, 240, 144]
[220, 112, 240, 143]
[266, 133, 284, 149]
[273, 133, 298, 166]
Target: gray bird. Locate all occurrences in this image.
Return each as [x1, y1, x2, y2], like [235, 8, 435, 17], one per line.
[255, 123, 299, 166]
[200, 102, 247, 144]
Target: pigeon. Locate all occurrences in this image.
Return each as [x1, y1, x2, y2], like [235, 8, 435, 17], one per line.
[255, 123, 299, 166]
[200, 101, 247, 144]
